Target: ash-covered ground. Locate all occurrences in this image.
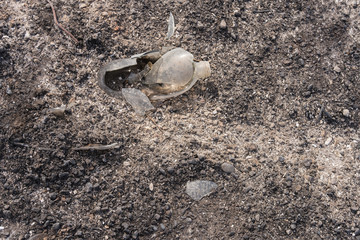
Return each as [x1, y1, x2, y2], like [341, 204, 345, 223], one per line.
[1, 0, 360, 239]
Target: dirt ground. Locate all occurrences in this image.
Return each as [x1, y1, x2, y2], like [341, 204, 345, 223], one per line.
[1, 0, 360, 239]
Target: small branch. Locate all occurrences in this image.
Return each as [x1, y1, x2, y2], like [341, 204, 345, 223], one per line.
[72, 143, 121, 151]
[146, 115, 164, 133]
[47, 0, 79, 44]
[316, 103, 326, 122]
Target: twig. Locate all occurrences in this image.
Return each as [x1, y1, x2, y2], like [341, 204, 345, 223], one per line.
[13, 142, 30, 148]
[72, 143, 121, 151]
[146, 115, 164, 133]
[316, 103, 326, 122]
[47, 0, 79, 44]
[316, 103, 335, 123]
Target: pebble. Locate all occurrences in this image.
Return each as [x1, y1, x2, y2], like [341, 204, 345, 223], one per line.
[49, 193, 57, 200]
[325, 137, 332, 146]
[154, 213, 160, 221]
[186, 180, 217, 201]
[122, 222, 129, 229]
[85, 182, 93, 193]
[6, 86, 12, 95]
[197, 22, 204, 30]
[79, 3, 87, 8]
[52, 223, 61, 231]
[290, 224, 296, 230]
[304, 159, 312, 168]
[334, 65, 341, 73]
[286, 229, 292, 235]
[149, 182, 154, 191]
[355, 229, 360, 236]
[298, 58, 305, 66]
[48, 106, 66, 117]
[160, 223, 165, 230]
[221, 162, 235, 173]
[343, 109, 350, 117]
[219, 19, 227, 29]
[167, 166, 174, 174]
[24, 31, 30, 39]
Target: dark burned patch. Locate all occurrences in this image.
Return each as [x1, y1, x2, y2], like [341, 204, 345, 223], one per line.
[32, 4, 53, 33]
[86, 38, 106, 53]
[0, 47, 13, 77]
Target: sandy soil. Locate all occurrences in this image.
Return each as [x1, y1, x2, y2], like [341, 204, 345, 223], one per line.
[1, 0, 360, 239]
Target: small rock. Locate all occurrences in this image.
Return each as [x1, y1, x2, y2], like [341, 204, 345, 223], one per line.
[122, 222, 129, 229]
[221, 162, 235, 173]
[290, 224, 296, 230]
[293, 185, 302, 193]
[167, 166, 174, 174]
[6, 86, 12, 95]
[355, 228, 360, 236]
[343, 109, 350, 117]
[197, 22, 204, 30]
[286, 229, 292, 235]
[334, 65, 341, 73]
[219, 19, 227, 29]
[24, 31, 30, 39]
[149, 182, 154, 191]
[84, 182, 92, 193]
[154, 213, 161, 221]
[49, 193, 57, 200]
[79, 3, 87, 8]
[52, 223, 61, 231]
[246, 143, 258, 152]
[48, 106, 66, 117]
[278, 156, 285, 164]
[283, 59, 292, 66]
[75, 230, 83, 237]
[97, 54, 105, 60]
[186, 180, 217, 201]
[160, 223, 165, 230]
[325, 137, 332, 146]
[255, 214, 260, 222]
[350, 207, 358, 214]
[304, 159, 312, 168]
[298, 58, 305, 66]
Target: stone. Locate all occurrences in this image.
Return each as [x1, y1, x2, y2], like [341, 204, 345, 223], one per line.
[186, 180, 217, 201]
[49, 193, 57, 200]
[219, 19, 227, 29]
[197, 22, 204, 30]
[6, 86, 12, 95]
[343, 109, 350, 117]
[52, 223, 61, 231]
[325, 137, 332, 146]
[221, 162, 235, 173]
[334, 65, 341, 73]
[160, 223, 165, 230]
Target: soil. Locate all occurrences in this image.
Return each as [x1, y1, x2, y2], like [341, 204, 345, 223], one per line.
[1, 0, 360, 239]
